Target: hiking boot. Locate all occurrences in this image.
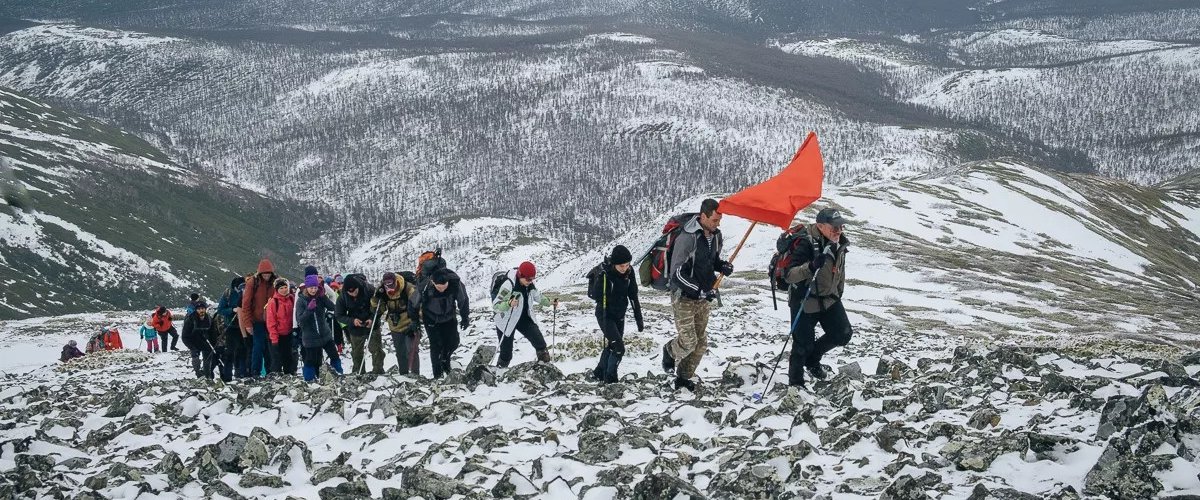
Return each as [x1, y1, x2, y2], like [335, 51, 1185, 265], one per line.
[661, 343, 675, 374]
[806, 363, 827, 381]
[673, 377, 696, 392]
[536, 350, 551, 363]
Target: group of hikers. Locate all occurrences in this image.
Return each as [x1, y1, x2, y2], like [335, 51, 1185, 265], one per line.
[62, 200, 853, 392]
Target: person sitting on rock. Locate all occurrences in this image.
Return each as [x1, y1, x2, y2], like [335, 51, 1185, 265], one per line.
[60, 340, 84, 362]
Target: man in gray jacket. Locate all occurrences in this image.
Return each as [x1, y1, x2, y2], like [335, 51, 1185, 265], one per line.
[785, 207, 852, 387]
[661, 198, 734, 391]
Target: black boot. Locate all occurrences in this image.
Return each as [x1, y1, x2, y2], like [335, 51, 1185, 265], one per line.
[191, 355, 202, 377]
[536, 350, 551, 363]
[661, 343, 675, 374]
[673, 377, 696, 392]
[806, 363, 827, 381]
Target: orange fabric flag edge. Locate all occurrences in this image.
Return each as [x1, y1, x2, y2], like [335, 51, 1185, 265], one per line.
[717, 132, 824, 230]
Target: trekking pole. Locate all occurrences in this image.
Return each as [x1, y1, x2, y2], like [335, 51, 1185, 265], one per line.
[201, 335, 227, 386]
[551, 298, 558, 358]
[360, 299, 384, 375]
[754, 282, 815, 403]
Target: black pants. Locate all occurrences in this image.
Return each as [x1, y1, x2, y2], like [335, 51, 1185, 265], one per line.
[427, 321, 460, 379]
[390, 329, 421, 376]
[593, 313, 625, 383]
[302, 341, 342, 381]
[223, 324, 247, 380]
[269, 335, 298, 375]
[330, 313, 345, 347]
[496, 316, 548, 368]
[183, 336, 218, 379]
[788, 300, 853, 385]
[160, 326, 180, 350]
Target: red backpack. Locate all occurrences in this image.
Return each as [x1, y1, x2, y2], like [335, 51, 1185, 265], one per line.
[637, 213, 696, 291]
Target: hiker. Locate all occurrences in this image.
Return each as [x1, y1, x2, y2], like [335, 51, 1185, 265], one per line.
[372, 272, 421, 376]
[85, 331, 105, 354]
[335, 274, 384, 374]
[139, 321, 159, 353]
[239, 259, 278, 377]
[296, 274, 342, 381]
[60, 340, 84, 362]
[182, 300, 221, 379]
[588, 245, 644, 384]
[784, 207, 852, 387]
[492, 261, 554, 367]
[265, 278, 298, 376]
[329, 274, 345, 354]
[185, 293, 200, 315]
[150, 306, 179, 351]
[661, 198, 733, 392]
[411, 268, 470, 379]
[102, 325, 123, 350]
[217, 276, 248, 380]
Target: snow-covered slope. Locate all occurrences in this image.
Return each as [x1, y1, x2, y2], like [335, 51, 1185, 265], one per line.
[0, 87, 319, 319]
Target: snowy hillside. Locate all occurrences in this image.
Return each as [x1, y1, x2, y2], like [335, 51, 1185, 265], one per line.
[1, 159, 1199, 498]
[0, 88, 320, 319]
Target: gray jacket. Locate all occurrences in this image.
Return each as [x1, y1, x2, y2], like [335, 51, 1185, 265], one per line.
[668, 216, 724, 300]
[295, 292, 336, 348]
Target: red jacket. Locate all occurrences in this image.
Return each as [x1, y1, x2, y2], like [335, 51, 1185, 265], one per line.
[150, 311, 173, 333]
[265, 290, 295, 344]
[103, 329, 123, 350]
[239, 259, 276, 331]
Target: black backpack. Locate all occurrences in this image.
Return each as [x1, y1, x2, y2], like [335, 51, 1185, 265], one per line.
[586, 260, 608, 302]
[768, 225, 817, 292]
[637, 213, 696, 291]
[490, 269, 514, 301]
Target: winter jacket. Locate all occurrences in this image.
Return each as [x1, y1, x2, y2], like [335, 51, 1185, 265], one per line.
[668, 216, 724, 300]
[785, 224, 849, 314]
[293, 282, 336, 330]
[492, 269, 549, 338]
[335, 275, 377, 337]
[217, 278, 245, 329]
[150, 310, 173, 333]
[139, 325, 158, 340]
[182, 311, 221, 347]
[590, 263, 644, 329]
[238, 259, 277, 330]
[61, 344, 84, 362]
[295, 291, 336, 348]
[412, 271, 469, 326]
[102, 329, 123, 350]
[265, 291, 296, 344]
[371, 275, 418, 335]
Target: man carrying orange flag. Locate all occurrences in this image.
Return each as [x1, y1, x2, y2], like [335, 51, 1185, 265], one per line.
[661, 198, 735, 392]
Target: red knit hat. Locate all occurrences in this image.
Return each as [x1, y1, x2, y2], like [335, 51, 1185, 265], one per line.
[517, 261, 537, 279]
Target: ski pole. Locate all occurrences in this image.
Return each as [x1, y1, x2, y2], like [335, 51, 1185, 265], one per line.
[360, 298, 384, 375]
[551, 298, 559, 357]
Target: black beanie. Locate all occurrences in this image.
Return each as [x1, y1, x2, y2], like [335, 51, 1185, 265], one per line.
[431, 268, 450, 284]
[610, 245, 633, 265]
[304, 265, 319, 277]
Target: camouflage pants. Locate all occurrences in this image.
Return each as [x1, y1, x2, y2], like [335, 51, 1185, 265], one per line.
[668, 294, 711, 379]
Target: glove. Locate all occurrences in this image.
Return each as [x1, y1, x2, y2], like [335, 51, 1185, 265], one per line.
[808, 253, 828, 273]
[460, 317, 470, 329]
[701, 290, 717, 302]
[307, 299, 317, 311]
[717, 260, 734, 276]
[374, 287, 387, 298]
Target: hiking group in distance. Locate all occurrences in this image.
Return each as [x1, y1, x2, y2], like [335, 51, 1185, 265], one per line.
[64, 199, 853, 393]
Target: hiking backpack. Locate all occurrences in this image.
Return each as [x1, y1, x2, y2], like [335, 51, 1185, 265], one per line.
[586, 260, 608, 302]
[637, 213, 696, 291]
[768, 225, 818, 291]
[415, 249, 446, 281]
[490, 269, 514, 301]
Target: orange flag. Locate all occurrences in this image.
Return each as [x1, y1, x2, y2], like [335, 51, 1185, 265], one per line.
[718, 132, 824, 229]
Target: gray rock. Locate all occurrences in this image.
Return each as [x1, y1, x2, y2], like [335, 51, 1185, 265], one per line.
[914, 385, 947, 413]
[1083, 436, 1169, 499]
[15, 454, 55, 472]
[597, 465, 640, 487]
[239, 472, 286, 489]
[838, 361, 864, 381]
[341, 424, 390, 445]
[581, 409, 621, 431]
[708, 467, 782, 498]
[196, 450, 222, 482]
[967, 408, 1001, 429]
[500, 361, 564, 385]
[240, 435, 270, 471]
[467, 426, 510, 453]
[577, 430, 621, 463]
[155, 451, 192, 489]
[632, 472, 704, 499]
[103, 391, 138, 418]
[319, 478, 370, 500]
[880, 474, 932, 500]
[311, 464, 361, 486]
[396, 406, 434, 428]
[58, 457, 91, 470]
[1096, 384, 1169, 440]
[194, 432, 249, 473]
[204, 479, 248, 500]
[464, 346, 498, 386]
[433, 400, 479, 424]
[394, 466, 480, 499]
[926, 421, 965, 440]
[966, 483, 1041, 500]
[940, 439, 1002, 472]
[819, 427, 864, 453]
[266, 435, 314, 474]
[370, 395, 396, 418]
[1039, 372, 1080, 395]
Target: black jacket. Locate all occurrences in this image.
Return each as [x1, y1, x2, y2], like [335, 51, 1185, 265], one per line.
[335, 275, 377, 336]
[412, 271, 470, 326]
[182, 311, 221, 346]
[589, 264, 644, 330]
